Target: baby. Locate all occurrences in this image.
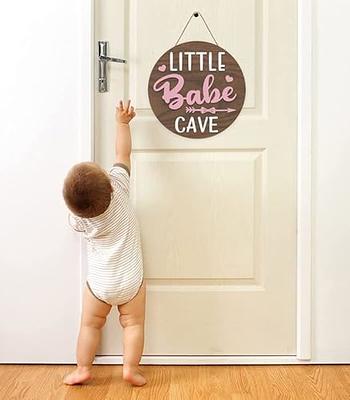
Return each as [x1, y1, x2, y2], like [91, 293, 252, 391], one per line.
[62, 100, 146, 386]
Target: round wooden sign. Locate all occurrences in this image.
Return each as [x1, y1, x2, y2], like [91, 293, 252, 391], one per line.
[148, 41, 246, 139]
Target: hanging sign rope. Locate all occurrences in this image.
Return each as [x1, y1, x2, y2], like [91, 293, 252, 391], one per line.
[148, 11, 246, 139]
[175, 12, 218, 46]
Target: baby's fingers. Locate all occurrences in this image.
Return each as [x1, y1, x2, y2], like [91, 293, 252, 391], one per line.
[126, 99, 131, 113]
[128, 106, 135, 116]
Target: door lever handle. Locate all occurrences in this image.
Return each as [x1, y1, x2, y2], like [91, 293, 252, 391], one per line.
[98, 41, 126, 93]
[99, 55, 126, 64]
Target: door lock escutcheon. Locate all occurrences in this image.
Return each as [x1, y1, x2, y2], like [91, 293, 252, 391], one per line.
[98, 41, 126, 93]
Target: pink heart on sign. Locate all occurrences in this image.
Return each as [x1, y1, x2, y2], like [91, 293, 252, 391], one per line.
[225, 75, 234, 82]
[158, 64, 166, 72]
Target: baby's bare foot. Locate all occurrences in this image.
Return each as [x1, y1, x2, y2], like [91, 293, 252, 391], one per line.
[123, 366, 146, 386]
[63, 366, 92, 385]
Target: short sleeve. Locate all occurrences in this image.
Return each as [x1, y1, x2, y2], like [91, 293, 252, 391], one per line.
[68, 213, 85, 232]
[109, 163, 130, 195]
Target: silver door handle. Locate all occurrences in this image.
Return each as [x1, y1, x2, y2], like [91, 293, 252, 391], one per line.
[99, 55, 126, 63]
[98, 41, 126, 93]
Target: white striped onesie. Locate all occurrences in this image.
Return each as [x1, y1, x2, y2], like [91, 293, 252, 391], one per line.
[69, 164, 144, 306]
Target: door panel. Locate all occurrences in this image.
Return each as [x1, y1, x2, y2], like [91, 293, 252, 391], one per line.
[94, 0, 297, 356]
[128, 0, 258, 110]
[132, 150, 263, 280]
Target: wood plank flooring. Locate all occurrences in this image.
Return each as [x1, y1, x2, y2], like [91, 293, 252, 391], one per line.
[0, 365, 349, 399]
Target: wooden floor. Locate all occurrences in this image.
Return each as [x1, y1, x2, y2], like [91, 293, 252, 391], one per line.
[0, 365, 349, 399]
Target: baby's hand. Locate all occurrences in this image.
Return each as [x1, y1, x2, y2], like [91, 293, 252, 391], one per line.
[116, 100, 136, 125]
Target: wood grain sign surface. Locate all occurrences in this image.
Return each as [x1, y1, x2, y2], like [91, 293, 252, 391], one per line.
[148, 41, 246, 139]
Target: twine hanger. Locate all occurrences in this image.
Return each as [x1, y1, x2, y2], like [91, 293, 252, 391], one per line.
[175, 11, 219, 46]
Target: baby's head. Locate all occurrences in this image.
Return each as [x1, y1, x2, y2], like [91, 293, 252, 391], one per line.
[63, 162, 113, 218]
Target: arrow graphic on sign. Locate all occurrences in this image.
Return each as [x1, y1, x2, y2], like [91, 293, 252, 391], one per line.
[186, 106, 236, 115]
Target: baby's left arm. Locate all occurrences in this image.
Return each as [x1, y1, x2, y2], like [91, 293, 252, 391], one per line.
[68, 214, 85, 232]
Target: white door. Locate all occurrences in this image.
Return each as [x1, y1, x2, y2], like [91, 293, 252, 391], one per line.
[94, 0, 297, 356]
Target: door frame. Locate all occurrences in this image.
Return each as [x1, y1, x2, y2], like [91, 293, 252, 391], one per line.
[79, 0, 312, 364]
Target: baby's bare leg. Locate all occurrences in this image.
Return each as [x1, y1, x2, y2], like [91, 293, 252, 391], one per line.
[64, 285, 111, 385]
[118, 280, 146, 386]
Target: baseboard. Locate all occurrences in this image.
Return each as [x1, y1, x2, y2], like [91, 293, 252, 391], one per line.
[94, 355, 313, 365]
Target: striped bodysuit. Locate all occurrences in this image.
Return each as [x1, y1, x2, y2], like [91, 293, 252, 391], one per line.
[69, 164, 144, 306]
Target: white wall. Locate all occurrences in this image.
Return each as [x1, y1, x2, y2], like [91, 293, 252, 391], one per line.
[0, 1, 84, 362]
[0, 0, 349, 363]
[312, 0, 350, 362]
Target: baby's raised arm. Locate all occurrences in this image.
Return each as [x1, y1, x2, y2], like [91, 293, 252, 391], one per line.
[115, 100, 136, 171]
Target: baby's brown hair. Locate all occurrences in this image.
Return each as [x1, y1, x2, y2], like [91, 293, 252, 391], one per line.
[63, 162, 113, 218]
